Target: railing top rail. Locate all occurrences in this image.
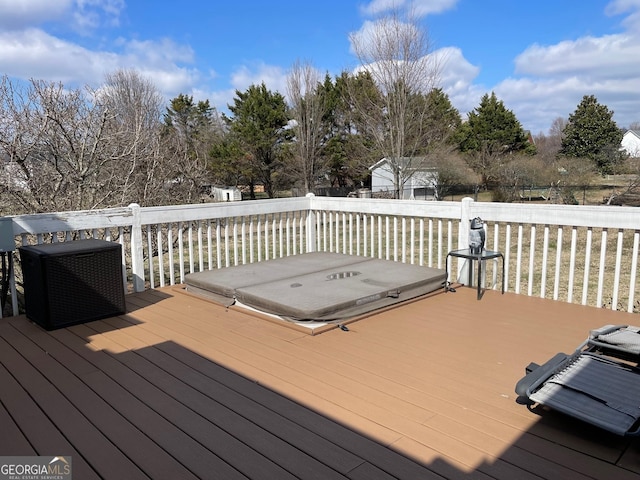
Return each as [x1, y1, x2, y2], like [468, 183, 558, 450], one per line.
[8, 197, 640, 238]
[470, 201, 640, 230]
[309, 196, 463, 219]
[10, 206, 135, 236]
[137, 197, 311, 224]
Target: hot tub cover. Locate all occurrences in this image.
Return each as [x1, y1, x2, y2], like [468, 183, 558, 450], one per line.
[184, 252, 446, 322]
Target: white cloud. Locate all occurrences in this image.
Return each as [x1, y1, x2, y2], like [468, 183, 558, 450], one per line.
[411, 0, 459, 17]
[77, 0, 124, 17]
[73, 0, 124, 31]
[494, 74, 640, 134]
[436, 47, 481, 109]
[493, 77, 587, 134]
[135, 68, 200, 96]
[351, 0, 640, 133]
[121, 38, 196, 67]
[348, 20, 371, 55]
[0, 28, 199, 99]
[606, 0, 640, 31]
[230, 63, 288, 94]
[440, 1, 640, 134]
[361, 0, 458, 17]
[432, 57, 485, 124]
[0, 0, 201, 108]
[514, 34, 640, 81]
[180, 63, 290, 114]
[361, 0, 407, 16]
[501, 20, 640, 133]
[0, 0, 72, 29]
[194, 87, 237, 113]
[0, 0, 124, 32]
[0, 28, 114, 83]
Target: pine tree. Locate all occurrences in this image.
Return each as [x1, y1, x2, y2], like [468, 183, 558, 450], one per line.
[225, 83, 291, 198]
[457, 92, 534, 186]
[560, 95, 623, 174]
[424, 88, 462, 146]
[458, 92, 532, 156]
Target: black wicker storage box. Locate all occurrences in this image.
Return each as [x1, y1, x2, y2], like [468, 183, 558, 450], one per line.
[19, 239, 126, 330]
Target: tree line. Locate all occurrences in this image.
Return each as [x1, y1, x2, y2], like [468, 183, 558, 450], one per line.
[0, 11, 635, 215]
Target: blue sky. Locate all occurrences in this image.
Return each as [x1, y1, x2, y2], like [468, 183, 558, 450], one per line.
[1, 0, 639, 135]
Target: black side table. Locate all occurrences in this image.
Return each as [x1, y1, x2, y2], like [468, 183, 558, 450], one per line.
[446, 248, 504, 300]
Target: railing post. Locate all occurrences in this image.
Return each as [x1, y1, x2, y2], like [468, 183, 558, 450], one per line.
[305, 193, 317, 253]
[457, 197, 474, 285]
[128, 203, 145, 292]
[459, 197, 473, 249]
[0, 217, 19, 317]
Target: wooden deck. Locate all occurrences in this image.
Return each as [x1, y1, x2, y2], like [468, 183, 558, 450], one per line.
[1, 284, 640, 479]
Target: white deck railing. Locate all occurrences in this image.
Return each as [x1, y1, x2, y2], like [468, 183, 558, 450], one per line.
[2, 195, 639, 317]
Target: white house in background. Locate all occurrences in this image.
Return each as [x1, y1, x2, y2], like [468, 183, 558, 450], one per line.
[621, 130, 640, 157]
[369, 157, 437, 200]
[201, 185, 242, 202]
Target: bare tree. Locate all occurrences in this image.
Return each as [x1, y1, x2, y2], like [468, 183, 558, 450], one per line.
[464, 143, 505, 189]
[0, 76, 115, 213]
[427, 148, 478, 200]
[286, 60, 328, 194]
[98, 69, 164, 206]
[0, 71, 172, 214]
[0, 77, 44, 213]
[491, 155, 554, 203]
[534, 116, 566, 165]
[348, 7, 441, 198]
[553, 156, 597, 205]
[162, 93, 226, 203]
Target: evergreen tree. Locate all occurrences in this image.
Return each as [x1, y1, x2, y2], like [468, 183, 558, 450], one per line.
[309, 71, 379, 191]
[164, 94, 216, 143]
[458, 92, 534, 186]
[458, 92, 532, 155]
[162, 94, 221, 202]
[208, 138, 252, 190]
[424, 88, 462, 146]
[560, 95, 624, 174]
[225, 83, 291, 198]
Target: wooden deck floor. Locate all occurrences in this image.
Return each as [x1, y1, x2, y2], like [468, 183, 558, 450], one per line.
[1, 285, 640, 479]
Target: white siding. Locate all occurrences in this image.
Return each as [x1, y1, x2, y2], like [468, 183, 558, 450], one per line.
[370, 158, 437, 200]
[621, 130, 640, 157]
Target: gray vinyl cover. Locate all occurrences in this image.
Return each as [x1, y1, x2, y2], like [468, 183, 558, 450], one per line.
[185, 252, 446, 320]
[184, 252, 370, 305]
[235, 258, 445, 321]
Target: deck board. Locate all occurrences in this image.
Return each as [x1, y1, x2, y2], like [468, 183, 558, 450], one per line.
[1, 284, 640, 479]
[0, 323, 146, 480]
[45, 326, 262, 480]
[5, 320, 209, 480]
